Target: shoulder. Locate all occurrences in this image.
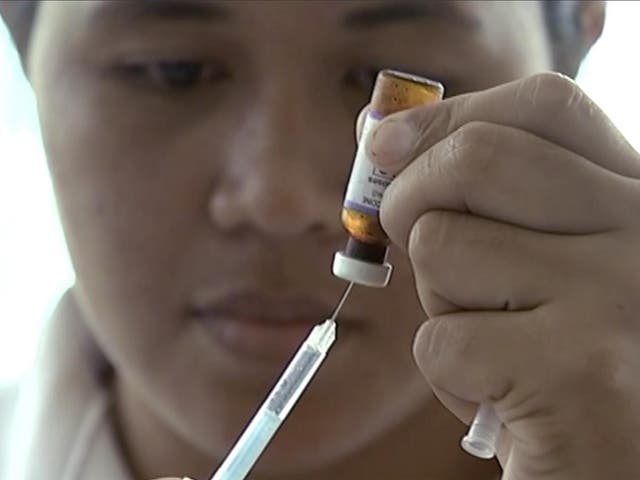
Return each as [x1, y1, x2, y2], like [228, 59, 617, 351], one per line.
[1, 289, 123, 480]
[0, 382, 19, 479]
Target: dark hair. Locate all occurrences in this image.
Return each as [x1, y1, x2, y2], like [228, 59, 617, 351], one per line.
[0, 0, 37, 60]
[1, 1, 589, 77]
[543, 1, 586, 79]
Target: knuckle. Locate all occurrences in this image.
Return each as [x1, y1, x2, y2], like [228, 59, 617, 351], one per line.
[378, 191, 394, 237]
[413, 319, 447, 382]
[519, 72, 585, 114]
[453, 120, 494, 145]
[408, 211, 454, 273]
[480, 222, 516, 254]
[581, 340, 628, 391]
[604, 292, 640, 335]
[414, 318, 473, 390]
[378, 179, 403, 243]
[413, 93, 465, 141]
[439, 96, 462, 137]
[412, 321, 431, 370]
[557, 332, 630, 397]
[448, 121, 498, 185]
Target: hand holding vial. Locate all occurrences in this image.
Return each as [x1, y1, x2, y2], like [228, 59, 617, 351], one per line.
[363, 72, 640, 478]
[333, 70, 495, 458]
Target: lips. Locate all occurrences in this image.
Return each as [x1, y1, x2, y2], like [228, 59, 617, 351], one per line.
[190, 291, 335, 325]
[189, 290, 341, 363]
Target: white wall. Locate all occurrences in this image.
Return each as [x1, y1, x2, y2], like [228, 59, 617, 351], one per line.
[0, 1, 639, 385]
[0, 19, 74, 385]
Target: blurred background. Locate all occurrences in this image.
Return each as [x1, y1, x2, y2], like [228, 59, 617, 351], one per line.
[0, 1, 639, 391]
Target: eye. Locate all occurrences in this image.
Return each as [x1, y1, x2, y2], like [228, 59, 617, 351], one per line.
[343, 66, 380, 93]
[115, 59, 229, 91]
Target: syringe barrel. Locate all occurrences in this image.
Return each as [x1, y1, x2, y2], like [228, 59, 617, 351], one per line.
[267, 321, 334, 419]
[210, 320, 336, 480]
[210, 407, 281, 480]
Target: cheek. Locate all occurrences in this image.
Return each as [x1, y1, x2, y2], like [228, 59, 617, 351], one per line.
[44, 111, 178, 284]
[483, 8, 553, 77]
[40, 63, 232, 275]
[36, 77, 229, 356]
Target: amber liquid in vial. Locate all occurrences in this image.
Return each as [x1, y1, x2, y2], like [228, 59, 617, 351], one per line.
[338, 70, 444, 282]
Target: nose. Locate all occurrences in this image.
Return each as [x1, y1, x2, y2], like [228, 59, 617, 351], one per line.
[209, 164, 338, 236]
[209, 89, 346, 237]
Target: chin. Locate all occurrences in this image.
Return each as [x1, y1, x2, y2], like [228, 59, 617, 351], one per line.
[215, 397, 405, 476]
[178, 389, 384, 476]
[248, 427, 360, 475]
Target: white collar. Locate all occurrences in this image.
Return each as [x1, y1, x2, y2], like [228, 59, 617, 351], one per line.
[4, 290, 133, 480]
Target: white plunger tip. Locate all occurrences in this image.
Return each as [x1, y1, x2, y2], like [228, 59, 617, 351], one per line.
[461, 434, 496, 459]
[461, 403, 500, 460]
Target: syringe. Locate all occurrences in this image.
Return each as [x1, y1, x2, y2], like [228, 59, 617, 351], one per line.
[209, 282, 354, 480]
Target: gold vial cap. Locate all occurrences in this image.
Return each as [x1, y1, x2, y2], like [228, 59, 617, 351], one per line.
[370, 70, 444, 117]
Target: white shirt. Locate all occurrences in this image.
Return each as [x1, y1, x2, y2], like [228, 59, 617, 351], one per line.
[2, 291, 134, 480]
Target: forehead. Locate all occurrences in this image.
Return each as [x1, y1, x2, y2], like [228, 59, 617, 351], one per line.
[36, 0, 545, 38]
[30, 0, 551, 90]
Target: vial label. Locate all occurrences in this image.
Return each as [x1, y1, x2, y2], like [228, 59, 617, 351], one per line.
[343, 112, 393, 216]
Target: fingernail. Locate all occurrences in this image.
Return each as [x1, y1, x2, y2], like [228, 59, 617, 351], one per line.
[369, 120, 415, 168]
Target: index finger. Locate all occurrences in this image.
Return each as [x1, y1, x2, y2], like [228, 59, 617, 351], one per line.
[367, 72, 640, 178]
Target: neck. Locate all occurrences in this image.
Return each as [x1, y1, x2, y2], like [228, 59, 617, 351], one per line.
[113, 375, 500, 480]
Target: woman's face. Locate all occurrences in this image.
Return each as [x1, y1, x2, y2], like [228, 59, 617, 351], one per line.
[28, 0, 552, 474]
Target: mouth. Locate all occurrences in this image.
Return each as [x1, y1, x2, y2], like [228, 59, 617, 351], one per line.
[188, 289, 349, 363]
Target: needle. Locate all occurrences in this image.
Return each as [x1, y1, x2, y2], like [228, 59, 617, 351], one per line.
[329, 281, 354, 321]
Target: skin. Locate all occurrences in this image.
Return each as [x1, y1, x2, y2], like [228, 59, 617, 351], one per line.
[369, 73, 640, 479]
[7, 0, 632, 478]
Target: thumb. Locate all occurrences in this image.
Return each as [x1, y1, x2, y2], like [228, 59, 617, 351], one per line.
[354, 104, 369, 143]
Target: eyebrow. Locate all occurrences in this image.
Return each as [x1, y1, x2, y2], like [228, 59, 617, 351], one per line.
[90, 0, 231, 26]
[88, 1, 475, 32]
[344, 1, 478, 30]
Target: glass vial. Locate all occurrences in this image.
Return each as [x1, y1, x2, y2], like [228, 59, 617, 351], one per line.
[332, 70, 444, 287]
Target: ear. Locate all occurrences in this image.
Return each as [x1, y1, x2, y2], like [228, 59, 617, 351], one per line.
[550, 0, 606, 78]
[578, 0, 606, 52]
[0, 0, 39, 65]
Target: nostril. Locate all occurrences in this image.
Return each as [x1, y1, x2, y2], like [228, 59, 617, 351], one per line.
[208, 186, 246, 231]
[308, 222, 327, 236]
[249, 192, 309, 234]
[208, 171, 339, 237]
